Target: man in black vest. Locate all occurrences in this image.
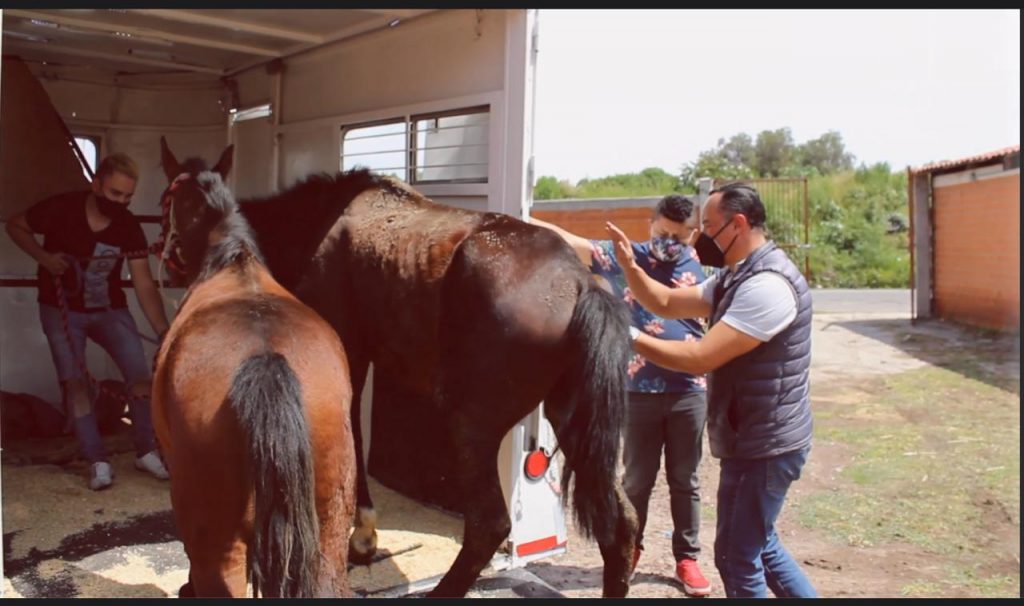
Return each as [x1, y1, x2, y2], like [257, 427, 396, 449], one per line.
[605, 182, 817, 598]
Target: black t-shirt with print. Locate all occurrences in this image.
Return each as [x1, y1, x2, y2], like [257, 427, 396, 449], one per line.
[26, 191, 148, 312]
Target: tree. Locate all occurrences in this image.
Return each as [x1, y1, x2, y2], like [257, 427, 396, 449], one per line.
[754, 127, 796, 177]
[719, 133, 757, 168]
[798, 131, 855, 175]
[532, 175, 575, 200]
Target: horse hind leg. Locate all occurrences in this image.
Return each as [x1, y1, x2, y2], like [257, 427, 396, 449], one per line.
[348, 506, 377, 566]
[544, 379, 638, 598]
[429, 421, 510, 598]
[346, 353, 378, 566]
[186, 539, 250, 597]
[597, 483, 639, 596]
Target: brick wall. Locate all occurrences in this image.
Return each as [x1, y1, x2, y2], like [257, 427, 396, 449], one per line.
[530, 207, 654, 242]
[933, 173, 1020, 330]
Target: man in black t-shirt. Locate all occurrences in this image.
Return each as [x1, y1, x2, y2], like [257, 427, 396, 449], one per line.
[6, 152, 172, 490]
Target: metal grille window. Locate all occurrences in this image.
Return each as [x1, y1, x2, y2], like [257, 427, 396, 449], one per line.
[341, 105, 489, 184]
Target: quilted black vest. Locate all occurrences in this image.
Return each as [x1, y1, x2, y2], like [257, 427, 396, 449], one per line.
[708, 242, 813, 459]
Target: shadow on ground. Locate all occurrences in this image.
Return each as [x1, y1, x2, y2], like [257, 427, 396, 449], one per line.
[825, 317, 1020, 393]
[4, 511, 178, 598]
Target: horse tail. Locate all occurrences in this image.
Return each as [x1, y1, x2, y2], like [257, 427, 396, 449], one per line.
[229, 352, 320, 598]
[558, 282, 631, 544]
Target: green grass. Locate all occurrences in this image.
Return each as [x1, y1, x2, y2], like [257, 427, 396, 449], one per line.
[797, 362, 1020, 597]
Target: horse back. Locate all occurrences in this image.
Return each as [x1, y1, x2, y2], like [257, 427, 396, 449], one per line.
[442, 213, 589, 376]
[331, 187, 483, 391]
[335, 186, 590, 396]
[153, 263, 351, 462]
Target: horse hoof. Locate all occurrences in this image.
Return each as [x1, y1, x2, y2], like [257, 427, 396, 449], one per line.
[348, 507, 378, 565]
[347, 531, 378, 566]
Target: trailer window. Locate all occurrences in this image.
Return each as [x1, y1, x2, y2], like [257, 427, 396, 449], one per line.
[341, 105, 489, 184]
[340, 119, 408, 180]
[230, 103, 272, 123]
[411, 106, 489, 184]
[73, 135, 99, 180]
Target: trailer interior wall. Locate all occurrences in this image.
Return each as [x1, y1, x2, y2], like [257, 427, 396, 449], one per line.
[230, 9, 523, 217]
[40, 73, 229, 214]
[1, 63, 225, 402]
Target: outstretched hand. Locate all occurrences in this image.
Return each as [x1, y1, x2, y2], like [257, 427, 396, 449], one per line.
[605, 222, 636, 269]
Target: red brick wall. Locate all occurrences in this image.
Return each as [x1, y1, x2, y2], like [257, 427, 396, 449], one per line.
[530, 207, 654, 242]
[933, 173, 1020, 330]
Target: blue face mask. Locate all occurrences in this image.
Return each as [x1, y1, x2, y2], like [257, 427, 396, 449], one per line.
[650, 235, 684, 263]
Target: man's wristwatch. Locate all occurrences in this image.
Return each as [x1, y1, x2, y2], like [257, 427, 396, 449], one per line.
[629, 326, 641, 342]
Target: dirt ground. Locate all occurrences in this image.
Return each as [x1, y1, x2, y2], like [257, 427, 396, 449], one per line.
[526, 301, 1021, 598]
[3, 291, 1020, 598]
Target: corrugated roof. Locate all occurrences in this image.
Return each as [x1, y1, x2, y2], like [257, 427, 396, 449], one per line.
[912, 145, 1020, 174]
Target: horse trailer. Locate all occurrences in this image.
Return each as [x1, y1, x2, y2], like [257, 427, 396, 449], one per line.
[0, 8, 568, 597]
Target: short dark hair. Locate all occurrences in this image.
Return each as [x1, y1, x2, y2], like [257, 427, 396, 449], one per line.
[653, 194, 695, 223]
[710, 182, 766, 228]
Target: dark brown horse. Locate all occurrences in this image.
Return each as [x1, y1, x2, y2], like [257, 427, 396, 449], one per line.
[152, 156, 356, 597]
[160, 139, 638, 598]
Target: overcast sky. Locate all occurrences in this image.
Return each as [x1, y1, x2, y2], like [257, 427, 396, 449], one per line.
[532, 9, 1020, 183]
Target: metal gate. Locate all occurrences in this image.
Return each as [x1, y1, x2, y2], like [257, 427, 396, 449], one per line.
[708, 177, 811, 279]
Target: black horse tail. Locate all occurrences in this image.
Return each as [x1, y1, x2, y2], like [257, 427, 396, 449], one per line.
[558, 282, 631, 544]
[229, 353, 320, 598]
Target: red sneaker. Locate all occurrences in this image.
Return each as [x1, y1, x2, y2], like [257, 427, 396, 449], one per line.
[676, 558, 711, 597]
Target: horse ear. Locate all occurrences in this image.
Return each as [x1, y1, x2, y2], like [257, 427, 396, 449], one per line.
[160, 136, 182, 182]
[213, 144, 234, 180]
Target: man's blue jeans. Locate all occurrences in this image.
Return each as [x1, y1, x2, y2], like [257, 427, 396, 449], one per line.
[714, 446, 817, 598]
[39, 304, 155, 463]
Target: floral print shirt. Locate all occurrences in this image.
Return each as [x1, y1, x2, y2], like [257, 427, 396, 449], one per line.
[589, 239, 708, 394]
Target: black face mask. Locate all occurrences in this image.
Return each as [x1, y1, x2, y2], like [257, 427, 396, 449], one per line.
[694, 217, 737, 268]
[95, 194, 130, 219]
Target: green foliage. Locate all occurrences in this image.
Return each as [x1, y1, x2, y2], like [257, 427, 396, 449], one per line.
[532, 129, 911, 288]
[680, 128, 858, 189]
[808, 163, 910, 288]
[798, 130, 856, 175]
[533, 175, 576, 200]
[754, 127, 796, 177]
[572, 167, 688, 199]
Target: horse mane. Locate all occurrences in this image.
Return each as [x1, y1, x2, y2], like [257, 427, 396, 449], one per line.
[188, 171, 266, 281]
[238, 169, 409, 288]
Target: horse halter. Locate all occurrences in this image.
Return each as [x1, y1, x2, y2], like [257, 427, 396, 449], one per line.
[160, 172, 192, 274]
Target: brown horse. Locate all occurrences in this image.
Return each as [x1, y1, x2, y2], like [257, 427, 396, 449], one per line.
[160, 139, 638, 598]
[151, 155, 356, 597]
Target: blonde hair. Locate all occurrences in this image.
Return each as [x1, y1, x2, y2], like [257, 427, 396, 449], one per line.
[96, 152, 139, 182]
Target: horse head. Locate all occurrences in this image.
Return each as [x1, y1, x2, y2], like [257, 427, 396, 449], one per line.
[160, 135, 233, 183]
[158, 137, 256, 286]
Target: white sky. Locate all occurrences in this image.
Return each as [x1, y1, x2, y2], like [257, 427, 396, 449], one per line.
[533, 9, 1021, 183]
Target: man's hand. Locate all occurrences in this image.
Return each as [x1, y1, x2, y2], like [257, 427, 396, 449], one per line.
[41, 252, 70, 275]
[605, 221, 637, 269]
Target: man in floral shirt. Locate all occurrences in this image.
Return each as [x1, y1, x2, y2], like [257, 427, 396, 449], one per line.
[530, 194, 711, 596]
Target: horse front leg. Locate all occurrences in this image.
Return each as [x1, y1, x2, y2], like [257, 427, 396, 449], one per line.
[429, 423, 509, 598]
[346, 354, 377, 565]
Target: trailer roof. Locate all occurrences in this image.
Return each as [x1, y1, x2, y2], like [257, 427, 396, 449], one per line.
[2, 8, 434, 80]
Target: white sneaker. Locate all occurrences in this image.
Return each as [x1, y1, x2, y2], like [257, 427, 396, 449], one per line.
[135, 450, 170, 480]
[90, 461, 114, 491]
